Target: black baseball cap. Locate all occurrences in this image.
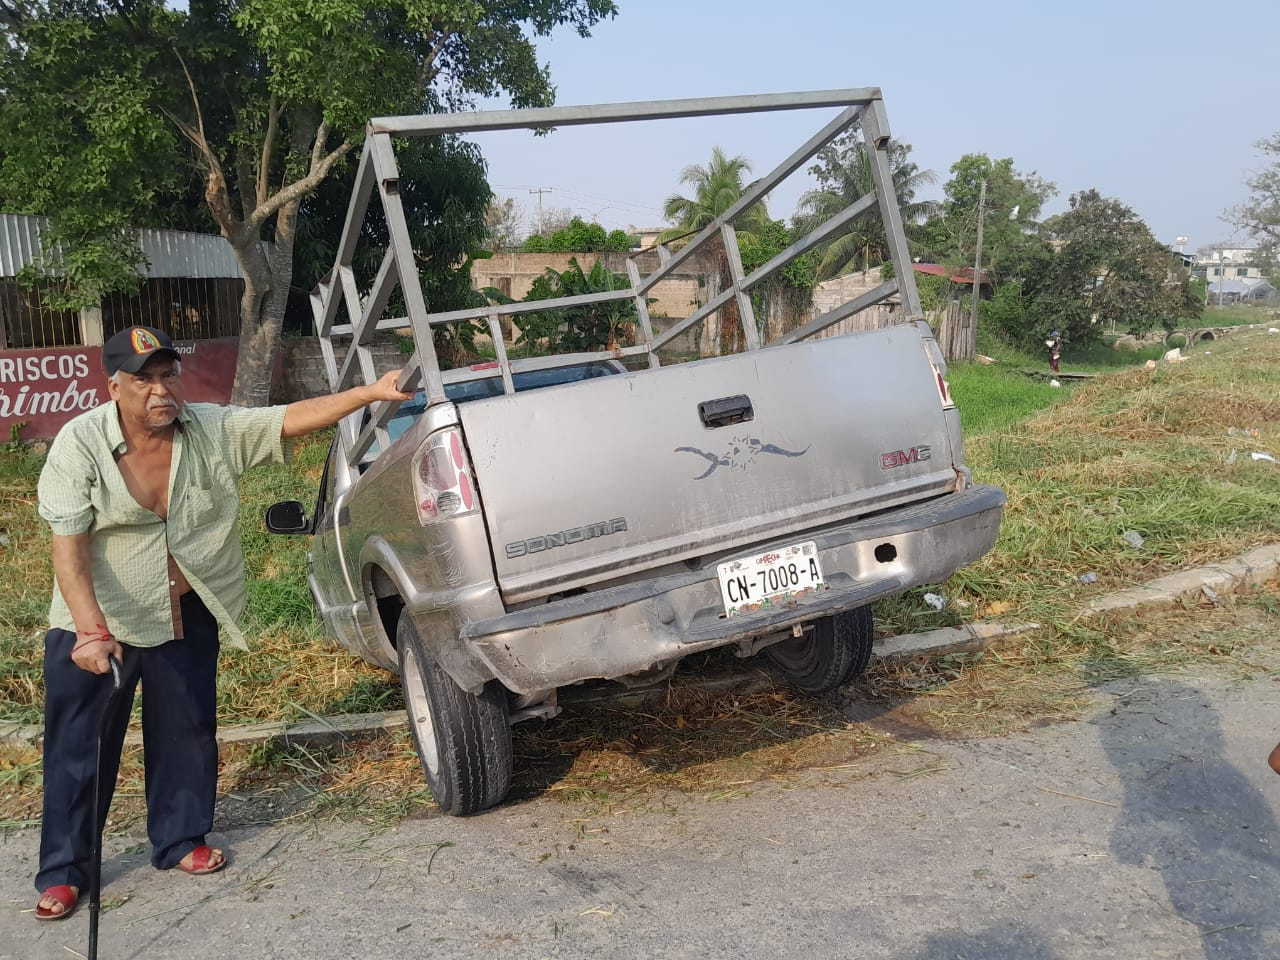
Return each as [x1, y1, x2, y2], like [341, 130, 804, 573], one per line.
[102, 326, 181, 376]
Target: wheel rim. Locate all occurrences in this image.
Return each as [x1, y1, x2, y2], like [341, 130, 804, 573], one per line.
[767, 623, 824, 672]
[401, 645, 440, 776]
[767, 635, 817, 672]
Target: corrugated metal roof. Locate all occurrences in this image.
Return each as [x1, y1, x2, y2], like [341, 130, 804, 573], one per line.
[0, 213, 246, 279]
[137, 226, 245, 278]
[0, 213, 48, 278]
[911, 262, 991, 285]
[1209, 277, 1274, 294]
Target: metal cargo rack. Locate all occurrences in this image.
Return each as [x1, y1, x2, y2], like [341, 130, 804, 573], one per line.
[312, 89, 925, 467]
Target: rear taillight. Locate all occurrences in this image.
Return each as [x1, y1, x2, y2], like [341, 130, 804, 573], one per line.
[412, 428, 478, 525]
[919, 333, 956, 409]
[934, 369, 953, 407]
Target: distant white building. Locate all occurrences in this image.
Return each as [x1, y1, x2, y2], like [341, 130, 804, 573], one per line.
[1193, 245, 1267, 282]
[629, 226, 665, 250]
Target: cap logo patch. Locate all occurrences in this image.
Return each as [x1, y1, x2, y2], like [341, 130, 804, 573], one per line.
[130, 328, 162, 354]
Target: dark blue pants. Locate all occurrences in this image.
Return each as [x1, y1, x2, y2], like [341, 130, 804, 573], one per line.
[36, 593, 220, 892]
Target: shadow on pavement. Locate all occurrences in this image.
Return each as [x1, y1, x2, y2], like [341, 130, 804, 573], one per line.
[912, 923, 1061, 960]
[1100, 677, 1280, 959]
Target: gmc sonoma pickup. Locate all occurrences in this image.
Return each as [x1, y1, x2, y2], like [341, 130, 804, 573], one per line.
[268, 90, 1005, 815]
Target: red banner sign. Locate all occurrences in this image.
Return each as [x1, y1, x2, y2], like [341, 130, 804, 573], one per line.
[0, 338, 241, 441]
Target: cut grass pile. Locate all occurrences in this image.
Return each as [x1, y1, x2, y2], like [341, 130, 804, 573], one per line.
[878, 327, 1280, 634]
[953, 330, 1280, 622]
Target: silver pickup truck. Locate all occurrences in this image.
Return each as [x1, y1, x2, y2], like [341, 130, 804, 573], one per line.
[268, 90, 1004, 815]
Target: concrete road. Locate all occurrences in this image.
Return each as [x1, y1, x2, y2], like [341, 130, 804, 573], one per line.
[6, 665, 1280, 960]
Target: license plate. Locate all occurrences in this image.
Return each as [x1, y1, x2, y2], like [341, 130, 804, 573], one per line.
[717, 541, 825, 618]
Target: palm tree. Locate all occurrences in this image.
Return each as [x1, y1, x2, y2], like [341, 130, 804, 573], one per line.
[661, 147, 772, 243]
[660, 147, 772, 353]
[792, 127, 936, 280]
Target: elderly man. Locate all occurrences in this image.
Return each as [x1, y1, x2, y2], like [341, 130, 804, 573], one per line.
[33, 325, 411, 920]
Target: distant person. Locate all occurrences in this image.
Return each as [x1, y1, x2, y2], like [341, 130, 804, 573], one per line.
[32, 325, 412, 921]
[1045, 330, 1062, 373]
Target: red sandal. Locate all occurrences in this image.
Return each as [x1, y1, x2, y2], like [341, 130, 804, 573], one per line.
[35, 884, 79, 921]
[176, 845, 227, 876]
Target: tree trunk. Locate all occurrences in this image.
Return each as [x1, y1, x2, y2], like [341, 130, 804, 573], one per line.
[716, 249, 743, 355]
[228, 200, 300, 407]
[698, 271, 722, 358]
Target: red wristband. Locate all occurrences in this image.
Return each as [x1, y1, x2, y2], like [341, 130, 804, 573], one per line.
[73, 624, 116, 653]
[72, 635, 115, 653]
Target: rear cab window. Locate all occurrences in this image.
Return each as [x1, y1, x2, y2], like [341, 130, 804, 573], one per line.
[382, 360, 623, 445]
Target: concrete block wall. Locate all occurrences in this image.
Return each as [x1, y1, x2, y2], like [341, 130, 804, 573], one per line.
[472, 250, 711, 323]
[274, 335, 407, 402]
[808, 270, 901, 339]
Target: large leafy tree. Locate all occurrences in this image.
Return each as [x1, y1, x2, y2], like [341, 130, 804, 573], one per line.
[923, 153, 1057, 281]
[0, 0, 616, 404]
[791, 124, 935, 280]
[660, 147, 771, 354]
[289, 135, 495, 368]
[1228, 132, 1280, 267]
[1020, 189, 1199, 345]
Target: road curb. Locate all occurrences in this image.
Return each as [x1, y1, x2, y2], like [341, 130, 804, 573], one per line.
[1079, 543, 1280, 618]
[2, 544, 1277, 751]
[874, 619, 1040, 662]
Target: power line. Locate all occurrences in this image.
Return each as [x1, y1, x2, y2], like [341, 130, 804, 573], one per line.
[492, 184, 663, 219]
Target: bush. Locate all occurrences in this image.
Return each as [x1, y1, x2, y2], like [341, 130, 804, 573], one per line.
[522, 217, 633, 253]
[978, 282, 1029, 346]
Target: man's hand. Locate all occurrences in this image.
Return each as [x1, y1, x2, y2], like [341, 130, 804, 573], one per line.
[71, 625, 124, 675]
[363, 369, 416, 404]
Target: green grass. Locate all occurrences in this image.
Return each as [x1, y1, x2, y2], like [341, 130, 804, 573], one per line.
[1068, 340, 1168, 369]
[3, 330, 1279, 728]
[1199, 304, 1276, 328]
[948, 360, 1063, 436]
[946, 334, 1168, 437]
[3, 335, 1280, 824]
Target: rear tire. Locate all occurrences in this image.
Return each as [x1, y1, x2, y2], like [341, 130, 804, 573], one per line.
[766, 605, 875, 694]
[397, 611, 513, 815]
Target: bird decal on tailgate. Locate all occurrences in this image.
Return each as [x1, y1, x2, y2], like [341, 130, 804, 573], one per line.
[675, 435, 810, 480]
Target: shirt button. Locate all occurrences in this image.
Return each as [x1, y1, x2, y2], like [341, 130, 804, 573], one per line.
[169, 580, 176, 586]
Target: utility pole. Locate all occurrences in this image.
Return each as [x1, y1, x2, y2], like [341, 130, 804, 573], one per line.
[1217, 249, 1225, 307]
[966, 180, 987, 357]
[529, 187, 552, 232]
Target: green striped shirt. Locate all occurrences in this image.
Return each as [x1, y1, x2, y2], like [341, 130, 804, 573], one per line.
[37, 401, 289, 650]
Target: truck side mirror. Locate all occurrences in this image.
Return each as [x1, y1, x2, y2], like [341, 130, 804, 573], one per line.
[265, 500, 310, 534]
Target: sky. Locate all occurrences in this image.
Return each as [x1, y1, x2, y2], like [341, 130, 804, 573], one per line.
[468, 0, 1279, 254]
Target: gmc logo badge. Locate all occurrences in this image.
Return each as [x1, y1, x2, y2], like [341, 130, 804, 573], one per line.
[881, 445, 931, 469]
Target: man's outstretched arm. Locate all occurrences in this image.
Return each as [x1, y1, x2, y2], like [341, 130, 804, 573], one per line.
[281, 369, 414, 439]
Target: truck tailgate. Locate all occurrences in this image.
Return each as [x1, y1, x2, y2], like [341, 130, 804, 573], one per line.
[459, 324, 958, 604]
